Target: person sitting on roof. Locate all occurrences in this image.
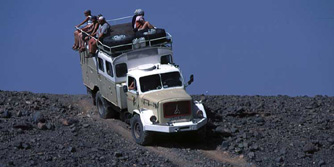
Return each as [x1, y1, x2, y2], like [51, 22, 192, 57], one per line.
[87, 16, 110, 57]
[73, 10, 93, 50]
[78, 16, 99, 52]
[133, 9, 154, 31]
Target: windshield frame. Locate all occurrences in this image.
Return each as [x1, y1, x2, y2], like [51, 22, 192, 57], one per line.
[139, 71, 184, 93]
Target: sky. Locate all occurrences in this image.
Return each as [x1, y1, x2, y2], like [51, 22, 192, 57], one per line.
[1, 0, 333, 96]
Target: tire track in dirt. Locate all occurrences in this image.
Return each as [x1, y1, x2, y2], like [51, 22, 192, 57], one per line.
[76, 97, 252, 167]
[201, 150, 254, 167]
[94, 115, 193, 166]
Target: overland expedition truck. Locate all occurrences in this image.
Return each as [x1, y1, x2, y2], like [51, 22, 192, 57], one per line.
[77, 21, 207, 145]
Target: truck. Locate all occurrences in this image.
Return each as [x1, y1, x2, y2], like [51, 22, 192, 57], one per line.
[77, 21, 207, 145]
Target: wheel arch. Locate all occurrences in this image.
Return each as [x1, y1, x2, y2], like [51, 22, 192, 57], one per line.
[130, 109, 155, 130]
[194, 101, 207, 118]
[91, 86, 99, 105]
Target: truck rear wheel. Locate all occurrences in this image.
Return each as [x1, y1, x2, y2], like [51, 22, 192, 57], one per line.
[130, 115, 153, 145]
[86, 87, 96, 106]
[96, 91, 117, 119]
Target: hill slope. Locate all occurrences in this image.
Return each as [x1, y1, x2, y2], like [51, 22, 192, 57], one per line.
[0, 90, 333, 166]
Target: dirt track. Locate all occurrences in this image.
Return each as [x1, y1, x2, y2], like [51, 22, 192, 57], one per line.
[76, 97, 251, 167]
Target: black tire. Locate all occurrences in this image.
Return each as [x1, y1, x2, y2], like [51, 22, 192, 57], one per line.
[135, 28, 167, 45]
[95, 91, 117, 119]
[103, 34, 134, 46]
[120, 111, 131, 125]
[135, 28, 166, 38]
[197, 125, 207, 140]
[103, 34, 134, 52]
[86, 87, 96, 106]
[130, 114, 153, 145]
[188, 125, 207, 143]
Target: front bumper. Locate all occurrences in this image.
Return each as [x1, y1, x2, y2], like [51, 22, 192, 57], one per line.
[143, 118, 207, 133]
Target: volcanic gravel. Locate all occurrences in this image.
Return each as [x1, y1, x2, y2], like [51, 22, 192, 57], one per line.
[193, 94, 334, 167]
[0, 90, 333, 167]
[0, 91, 175, 167]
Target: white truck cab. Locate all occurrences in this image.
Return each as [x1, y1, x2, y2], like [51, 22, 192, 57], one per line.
[125, 63, 207, 144]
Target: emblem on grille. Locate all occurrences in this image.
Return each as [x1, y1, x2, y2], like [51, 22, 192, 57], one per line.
[174, 105, 181, 115]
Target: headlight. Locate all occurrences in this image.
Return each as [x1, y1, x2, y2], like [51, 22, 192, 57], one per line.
[196, 110, 204, 118]
[150, 115, 157, 124]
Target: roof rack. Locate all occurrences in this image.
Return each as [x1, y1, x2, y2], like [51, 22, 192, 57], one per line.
[96, 33, 173, 57]
[75, 16, 173, 57]
[106, 15, 133, 23]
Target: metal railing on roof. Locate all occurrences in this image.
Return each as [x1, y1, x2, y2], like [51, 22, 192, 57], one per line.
[75, 26, 104, 45]
[75, 15, 173, 57]
[96, 34, 173, 56]
[106, 15, 133, 22]
[75, 26, 173, 57]
[75, 15, 133, 47]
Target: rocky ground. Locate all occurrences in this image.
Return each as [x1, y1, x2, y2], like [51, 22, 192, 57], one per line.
[193, 94, 334, 167]
[0, 90, 333, 167]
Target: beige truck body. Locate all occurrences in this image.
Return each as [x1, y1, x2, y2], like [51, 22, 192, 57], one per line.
[78, 35, 206, 145]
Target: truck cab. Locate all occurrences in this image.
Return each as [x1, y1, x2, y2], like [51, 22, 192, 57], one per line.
[125, 63, 207, 144]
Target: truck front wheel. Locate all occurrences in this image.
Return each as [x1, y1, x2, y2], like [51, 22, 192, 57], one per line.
[130, 115, 153, 145]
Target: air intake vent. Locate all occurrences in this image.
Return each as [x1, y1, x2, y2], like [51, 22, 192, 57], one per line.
[163, 101, 191, 118]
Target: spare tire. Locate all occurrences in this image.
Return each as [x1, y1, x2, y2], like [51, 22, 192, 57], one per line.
[135, 28, 167, 45]
[103, 34, 135, 52]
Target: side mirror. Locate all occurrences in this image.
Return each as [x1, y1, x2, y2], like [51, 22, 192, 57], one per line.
[187, 74, 194, 85]
[171, 63, 179, 68]
[123, 86, 128, 93]
[200, 94, 206, 102]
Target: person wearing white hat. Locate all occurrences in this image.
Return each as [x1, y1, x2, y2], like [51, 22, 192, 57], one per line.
[133, 9, 154, 31]
[88, 16, 110, 57]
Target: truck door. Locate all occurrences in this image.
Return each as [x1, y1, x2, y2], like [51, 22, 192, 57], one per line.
[127, 77, 139, 114]
[96, 57, 107, 96]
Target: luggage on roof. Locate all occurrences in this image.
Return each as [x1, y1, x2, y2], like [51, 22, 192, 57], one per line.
[101, 22, 170, 54]
[135, 28, 167, 46]
[102, 23, 135, 52]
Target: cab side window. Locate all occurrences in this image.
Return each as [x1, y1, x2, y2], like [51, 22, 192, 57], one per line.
[116, 63, 128, 77]
[128, 77, 137, 91]
[98, 57, 104, 72]
[106, 61, 114, 77]
[161, 55, 173, 64]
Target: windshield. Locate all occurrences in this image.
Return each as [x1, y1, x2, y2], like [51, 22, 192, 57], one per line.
[140, 72, 182, 92]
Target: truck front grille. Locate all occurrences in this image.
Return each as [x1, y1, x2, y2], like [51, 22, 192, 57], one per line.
[163, 101, 191, 118]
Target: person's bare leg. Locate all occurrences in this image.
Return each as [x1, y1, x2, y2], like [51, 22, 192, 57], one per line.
[73, 31, 79, 49]
[145, 21, 154, 29]
[140, 22, 154, 30]
[78, 33, 82, 47]
[88, 38, 94, 53]
[89, 39, 97, 54]
[78, 33, 86, 52]
[91, 40, 97, 54]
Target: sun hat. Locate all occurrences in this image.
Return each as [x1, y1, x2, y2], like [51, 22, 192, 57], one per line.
[134, 9, 144, 16]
